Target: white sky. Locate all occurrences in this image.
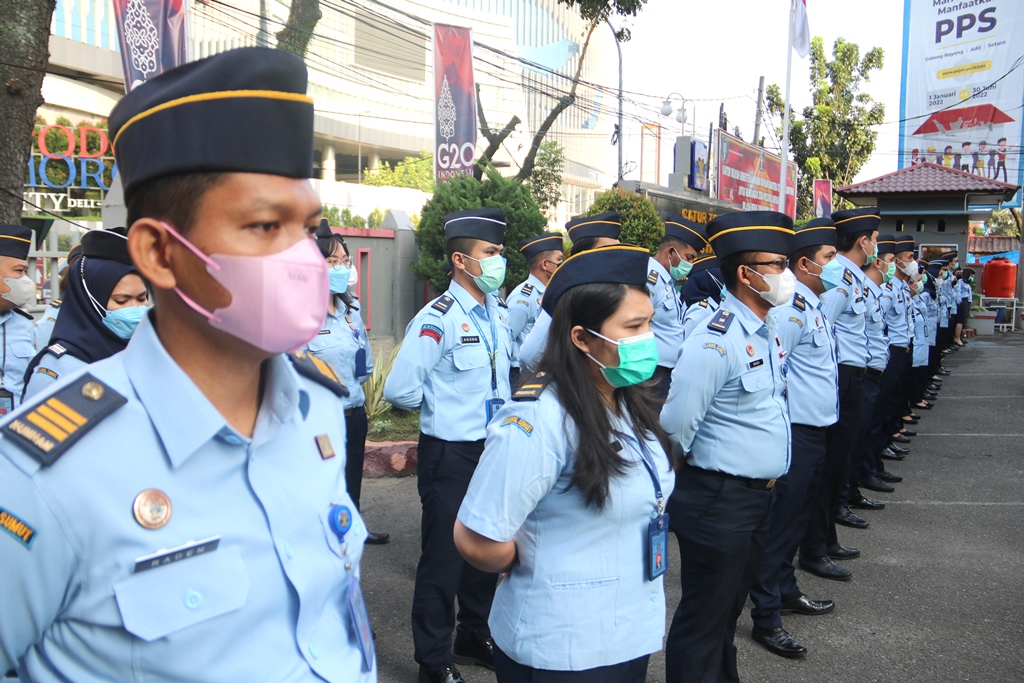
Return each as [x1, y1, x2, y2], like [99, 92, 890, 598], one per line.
[617, 0, 904, 184]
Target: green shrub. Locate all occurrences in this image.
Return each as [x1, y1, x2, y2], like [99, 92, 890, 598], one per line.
[584, 188, 663, 254]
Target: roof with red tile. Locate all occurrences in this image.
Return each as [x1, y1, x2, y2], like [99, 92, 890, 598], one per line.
[836, 162, 1019, 198]
[968, 235, 1020, 255]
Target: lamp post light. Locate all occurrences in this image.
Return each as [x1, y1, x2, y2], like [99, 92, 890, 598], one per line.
[661, 93, 695, 138]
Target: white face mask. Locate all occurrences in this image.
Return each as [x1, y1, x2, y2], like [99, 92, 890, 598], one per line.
[899, 259, 919, 279]
[2, 275, 35, 308]
[747, 267, 797, 307]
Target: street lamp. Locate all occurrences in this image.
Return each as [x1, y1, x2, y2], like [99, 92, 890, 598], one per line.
[661, 93, 695, 137]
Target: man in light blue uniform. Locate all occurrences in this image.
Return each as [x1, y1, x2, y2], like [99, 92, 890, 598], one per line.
[662, 211, 793, 683]
[680, 254, 724, 338]
[0, 225, 40, 412]
[0, 48, 375, 682]
[506, 233, 562, 388]
[384, 209, 513, 683]
[647, 218, 708, 398]
[749, 218, 839, 659]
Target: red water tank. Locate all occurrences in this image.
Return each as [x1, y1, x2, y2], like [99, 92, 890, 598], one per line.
[984, 257, 1017, 298]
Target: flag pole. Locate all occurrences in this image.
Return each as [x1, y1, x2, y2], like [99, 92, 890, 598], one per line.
[778, 0, 795, 214]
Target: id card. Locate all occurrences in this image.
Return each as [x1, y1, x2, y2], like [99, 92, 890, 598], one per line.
[347, 577, 375, 673]
[0, 388, 13, 415]
[354, 348, 367, 378]
[647, 513, 669, 581]
[485, 398, 505, 424]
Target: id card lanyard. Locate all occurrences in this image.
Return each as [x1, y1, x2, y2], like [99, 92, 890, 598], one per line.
[0, 324, 13, 415]
[468, 307, 499, 398]
[328, 503, 375, 672]
[617, 431, 665, 515]
[615, 430, 668, 581]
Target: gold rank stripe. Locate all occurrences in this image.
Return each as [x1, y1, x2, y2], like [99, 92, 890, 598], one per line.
[24, 397, 88, 442]
[309, 354, 342, 383]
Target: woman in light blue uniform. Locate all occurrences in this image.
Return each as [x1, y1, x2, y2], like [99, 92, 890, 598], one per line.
[455, 245, 675, 683]
[305, 220, 388, 544]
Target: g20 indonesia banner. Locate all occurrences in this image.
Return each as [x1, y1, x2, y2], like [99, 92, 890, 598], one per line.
[433, 24, 477, 181]
[899, 0, 1023, 206]
[112, 0, 187, 91]
[715, 130, 797, 219]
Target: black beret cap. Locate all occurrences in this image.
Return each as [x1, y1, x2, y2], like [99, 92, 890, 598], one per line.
[542, 244, 649, 316]
[876, 234, 897, 255]
[832, 207, 880, 236]
[895, 235, 916, 253]
[315, 218, 334, 239]
[0, 225, 33, 260]
[518, 233, 564, 260]
[109, 47, 314, 203]
[443, 208, 506, 244]
[664, 218, 709, 252]
[791, 218, 836, 254]
[706, 211, 794, 261]
[81, 227, 132, 266]
[939, 251, 958, 260]
[566, 212, 621, 244]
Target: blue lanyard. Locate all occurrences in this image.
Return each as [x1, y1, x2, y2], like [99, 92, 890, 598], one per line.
[615, 430, 664, 514]
[468, 305, 499, 397]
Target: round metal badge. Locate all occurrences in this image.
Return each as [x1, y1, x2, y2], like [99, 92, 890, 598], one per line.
[133, 489, 172, 529]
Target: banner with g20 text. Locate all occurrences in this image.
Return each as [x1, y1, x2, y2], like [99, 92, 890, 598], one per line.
[715, 130, 797, 219]
[434, 24, 477, 181]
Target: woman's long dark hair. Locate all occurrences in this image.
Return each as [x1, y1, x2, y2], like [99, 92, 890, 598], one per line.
[316, 233, 356, 313]
[534, 282, 673, 510]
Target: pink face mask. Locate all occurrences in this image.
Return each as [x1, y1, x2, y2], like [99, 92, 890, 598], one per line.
[162, 222, 329, 354]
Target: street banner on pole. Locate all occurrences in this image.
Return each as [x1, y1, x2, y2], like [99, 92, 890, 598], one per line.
[689, 140, 709, 191]
[716, 130, 798, 219]
[112, 0, 187, 91]
[899, 0, 1024, 206]
[433, 24, 477, 181]
[813, 179, 832, 218]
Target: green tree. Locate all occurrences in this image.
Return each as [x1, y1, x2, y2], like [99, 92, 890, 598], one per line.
[987, 208, 1021, 237]
[767, 37, 885, 219]
[527, 141, 564, 214]
[367, 207, 385, 229]
[363, 151, 435, 193]
[413, 166, 547, 294]
[584, 187, 662, 254]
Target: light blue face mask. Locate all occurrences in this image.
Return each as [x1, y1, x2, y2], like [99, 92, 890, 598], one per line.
[808, 257, 845, 291]
[103, 305, 146, 340]
[328, 265, 351, 294]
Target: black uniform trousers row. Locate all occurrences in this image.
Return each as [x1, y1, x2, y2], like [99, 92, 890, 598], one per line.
[665, 466, 774, 683]
[412, 433, 497, 669]
[494, 646, 649, 683]
[344, 407, 368, 510]
[849, 372, 883, 488]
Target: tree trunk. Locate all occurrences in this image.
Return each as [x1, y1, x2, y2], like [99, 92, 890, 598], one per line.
[0, 0, 56, 224]
[474, 85, 520, 180]
[276, 0, 321, 58]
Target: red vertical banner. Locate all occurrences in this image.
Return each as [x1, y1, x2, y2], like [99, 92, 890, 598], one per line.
[112, 0, 188, 91]
[433, 24, 477, 181]
[813, 179, 832, 219]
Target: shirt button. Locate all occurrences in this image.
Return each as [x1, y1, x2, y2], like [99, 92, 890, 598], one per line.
[650, 594, 657, 603]
[757, 382, 763, 389]
[224, 434, 242, 446]
[345, 561, 353, 571]
[285, 543, 295, 558]
[308, 644, 319, 659]
[184, 590, 203, 610]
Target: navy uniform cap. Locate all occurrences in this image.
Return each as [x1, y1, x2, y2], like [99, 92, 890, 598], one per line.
[926, 259, 946, 275]
[518, 232, 564, 260]
[0, 225, 33, 260]
[315, 218, 333, 239]
[689, 253, 718, 275]
[664, 218, 709, 252]
[109, 47, 314, 203]
[706, 211, 794, 261]
[876, 234, 897, 255]
[542, 244, 649, 316]
[791, 217, 836, 254]
[443, 208, 506, 245]
[832, 207, 880, 236]
[566, 212, 621, 244]
[81, 227, 132, 266]
[895, 235, 916, 253]
[939, 250, 958, 261]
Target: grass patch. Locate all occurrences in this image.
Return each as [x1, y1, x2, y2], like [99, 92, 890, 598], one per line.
[368, 408, 420, 442]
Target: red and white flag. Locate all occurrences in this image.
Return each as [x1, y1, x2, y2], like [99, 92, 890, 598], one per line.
[792, 0, 810, 58]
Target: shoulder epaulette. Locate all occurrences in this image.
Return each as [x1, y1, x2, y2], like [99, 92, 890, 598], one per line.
[289, 350, 350, 398]
[521, 283, 534, 296]
[2, 374, 126, 467]
[13, 308, 33, 320]
[884, 282, 894, 291]
[512, 370, 553, 401]
[699, 299, 709, 308]
[842, 268, 854, 286]
[431, 294, 455, 314]
[647, 269, 659, 285]
[496, 296, 508, 309]
[793, 293, 807, 311]
[46, 343, 67, 358]
[51, 299, 62, 308]
[707, 310, 735, 334]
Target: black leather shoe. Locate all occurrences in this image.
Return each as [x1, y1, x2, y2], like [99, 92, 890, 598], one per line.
[418, 664, 465, 683]
[923, 392, 938, 400]
[938, 368, 952, 376]
[908, 412, 922, 420]
[902, 416, 920, 425]
[452, 626, 494, 670]
[836, 506, 870, 529]
[751, 626, 807, 658]
[914, 401, 933, 410]
[892, 433, 912, 444]
[878, 470, 903, 483]
[860, 476, 895, 493]
[798, 556, 853, 581]
[851, 494, 886, 510]
[880, 447, 905, 461]
[366, 531, 391, 545]
[780, 594, 836, 616]
[901, 429, 918, 437]
[927, 383, 941, 392]
[888, 442, 910, 454]
[827, 543, 861, 560]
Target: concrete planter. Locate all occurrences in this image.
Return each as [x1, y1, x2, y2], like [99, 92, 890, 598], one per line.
[364, 441, 418, 477]
[968, 314, 996, 336]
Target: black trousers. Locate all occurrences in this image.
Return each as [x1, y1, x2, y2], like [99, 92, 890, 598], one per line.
[665, 467, 773, 683]
[412, 433, 497, 668]
[850, 373, 883, 486]
[344, 407, 368, 510]
[801, 367, 863, 559]
[889, 346, 916, 437]
[651, 365, 673, 402]
[868, 349, 909, 474]
[750, 424, 828, 630]
[494, 645, 649, 683]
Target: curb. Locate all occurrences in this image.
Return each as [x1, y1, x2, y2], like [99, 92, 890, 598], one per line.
[364, 441, 418, 477]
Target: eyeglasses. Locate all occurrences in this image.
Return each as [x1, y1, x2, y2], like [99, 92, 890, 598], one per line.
[744, 259, 789, 271]
[326, 255, 351, 267]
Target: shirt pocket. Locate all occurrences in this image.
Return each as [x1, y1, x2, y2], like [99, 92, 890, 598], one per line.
[306, 331, 338, 352]
[10, 340, 35, 359]
[812, 329, 829, 347]
[452, 344, 490, 394]
[113, 545, 249, 642]
[852, 297, 867, 315]
[870, 309, 883, 323]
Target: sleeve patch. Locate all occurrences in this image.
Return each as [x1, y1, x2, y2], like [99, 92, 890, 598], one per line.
[837, 287, 849, 297]
[703, 342, 727, 356]
[419, 324, 443, 344]
[516, 300, 529, 305]
[501, 416, 534, 435]
[788, 316, 805, 327]
[0, 507, 36, 548]
[36, 367, 58, 380]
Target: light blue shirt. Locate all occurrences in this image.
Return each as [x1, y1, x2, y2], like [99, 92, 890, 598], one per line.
[305, 297, 374, 410]
[774, 282, 838, 428]
[937, 278, 953, 326]
[647, 258, 685, 368]
[34, 302, 60, 349]
[863, 278, 890, 372]
[0, 309, 37, 408]
[384, 280, 513, 442]
[459, 385, 674, 670]
[662, 293, 790, 479]
[681, 297, 719, 340]
[517, 309, 550, 372]
[924, 290, 938, 345]
[506, 274, 546, 369]
[0, 314, 374, 682]
[22, 347, 86, 401]
[956, 279, 973, 302]
[881, 279, 911, 346]
[912, 293, 929, 367]
[819, 254, 869, 368]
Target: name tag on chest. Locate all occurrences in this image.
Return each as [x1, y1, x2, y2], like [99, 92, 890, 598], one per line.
[133, 536, 221, 573]
[460, 336, 480, 344]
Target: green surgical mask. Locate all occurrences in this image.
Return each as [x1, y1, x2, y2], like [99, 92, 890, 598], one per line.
[883, 261, 897, 283]
[862, 240, 878, 266]
[462, 254, 506, 294]
[585, 329, 659, 388]
[670, 256, 693, 281]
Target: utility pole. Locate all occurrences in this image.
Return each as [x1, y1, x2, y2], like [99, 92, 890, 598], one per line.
[609, 21, 624, 184]
[753, 76, 765, 148]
